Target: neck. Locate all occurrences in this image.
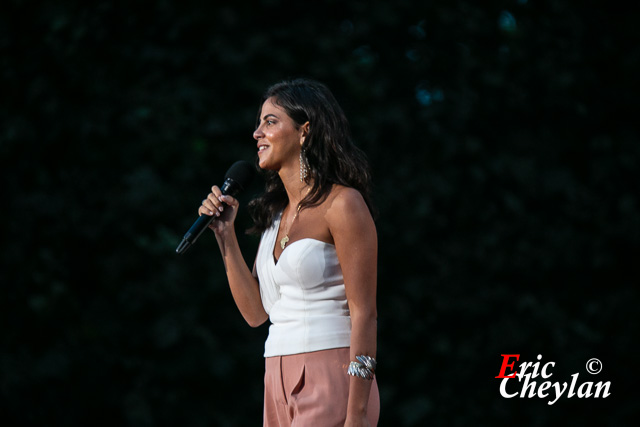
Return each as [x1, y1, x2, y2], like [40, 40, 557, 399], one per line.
[278, 165, 310, 209]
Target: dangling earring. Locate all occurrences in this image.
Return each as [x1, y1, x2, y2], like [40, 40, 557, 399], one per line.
[300, 149, 308, 183]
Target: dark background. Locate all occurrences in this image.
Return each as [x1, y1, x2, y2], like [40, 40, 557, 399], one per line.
[2, 0, 638, 425]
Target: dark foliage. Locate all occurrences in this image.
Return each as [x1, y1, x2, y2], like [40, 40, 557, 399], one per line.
[2, 0, 638, 425]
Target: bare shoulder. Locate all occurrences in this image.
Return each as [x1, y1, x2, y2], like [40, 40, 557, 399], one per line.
[324, 185, 374, 230]
[325, 185, 367, 214]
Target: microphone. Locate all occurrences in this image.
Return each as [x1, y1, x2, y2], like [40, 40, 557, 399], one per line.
[176, 160, 255, 254]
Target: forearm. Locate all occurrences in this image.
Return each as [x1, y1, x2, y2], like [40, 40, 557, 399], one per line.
[216, 228, 268, 327]
[346, 311, 377, 419]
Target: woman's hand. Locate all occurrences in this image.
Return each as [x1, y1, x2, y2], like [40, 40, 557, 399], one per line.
[197, 185, 239, 236]
[198, 186, 267, 327]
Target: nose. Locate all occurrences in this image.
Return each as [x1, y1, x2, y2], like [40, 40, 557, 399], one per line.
[253, 125, 264, 140]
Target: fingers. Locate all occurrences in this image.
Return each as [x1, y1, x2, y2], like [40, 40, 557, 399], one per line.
[219, 194, 239, 207]
[198, 185, 218, 217]
[209, 185, 239, 210]
[197, 185, 238, 217]
[198, 202, 219, 217]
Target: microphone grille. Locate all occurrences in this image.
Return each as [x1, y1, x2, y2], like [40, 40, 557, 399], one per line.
[224, 160, 255, 189]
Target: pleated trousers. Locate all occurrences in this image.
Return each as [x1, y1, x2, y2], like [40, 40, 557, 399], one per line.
[263, 347, 380, 426]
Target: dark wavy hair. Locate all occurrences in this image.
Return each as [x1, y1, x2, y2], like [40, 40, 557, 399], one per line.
[248, 78, 375, 234]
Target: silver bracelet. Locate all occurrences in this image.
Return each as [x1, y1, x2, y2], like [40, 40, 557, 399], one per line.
[356, 355, 377, 372]
[347, 355, 377, 380]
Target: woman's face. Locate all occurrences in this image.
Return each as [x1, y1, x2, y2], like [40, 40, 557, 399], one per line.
[254, 97, 307, 171]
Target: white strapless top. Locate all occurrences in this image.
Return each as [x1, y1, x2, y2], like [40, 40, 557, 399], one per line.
[256, 212, 351, 357]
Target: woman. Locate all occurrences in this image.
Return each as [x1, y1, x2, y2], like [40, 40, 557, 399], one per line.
[199, 79, 379, 426]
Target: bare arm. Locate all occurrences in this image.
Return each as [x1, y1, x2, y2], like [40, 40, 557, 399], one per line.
[326, 188, 377, 426]
[200, 187, 268, 328]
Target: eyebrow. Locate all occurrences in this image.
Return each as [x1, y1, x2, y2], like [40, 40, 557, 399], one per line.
[262, 113, 279, 121]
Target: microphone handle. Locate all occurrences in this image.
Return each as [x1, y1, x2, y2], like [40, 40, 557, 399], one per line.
[179, 213, 215, 250]
[175, 178, 237, 254]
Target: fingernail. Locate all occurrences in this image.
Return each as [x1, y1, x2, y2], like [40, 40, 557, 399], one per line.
[218, 196, 224, 202]
[218, 206, 224, 212]
[216, 211, 220, 217]
[209, 211, 214, 215]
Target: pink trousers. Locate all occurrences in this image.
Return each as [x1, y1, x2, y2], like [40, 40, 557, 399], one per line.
[264, 347, 380, 426]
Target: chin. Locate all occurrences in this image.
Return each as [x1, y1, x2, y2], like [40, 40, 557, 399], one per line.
[258, 153, 287, 173]
[258, 159, 276, 171]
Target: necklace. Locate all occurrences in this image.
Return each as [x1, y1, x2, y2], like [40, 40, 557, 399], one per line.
[280, 203, 303, 249]
[280, 187, 311, 250]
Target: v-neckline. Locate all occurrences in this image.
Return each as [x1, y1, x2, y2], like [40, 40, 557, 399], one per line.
[272, 238, 334, 267]
[272, 238, 299, 266]
[272, 211, 292, 265]
[270, 211, 334, 266]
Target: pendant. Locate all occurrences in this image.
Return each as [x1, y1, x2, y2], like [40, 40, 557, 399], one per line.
[280, 235, 289, 249]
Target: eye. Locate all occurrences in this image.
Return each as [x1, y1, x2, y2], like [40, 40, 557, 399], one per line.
[267, 120, 275, 125]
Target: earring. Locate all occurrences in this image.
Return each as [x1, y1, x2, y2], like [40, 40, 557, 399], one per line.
[300, 150, 308, 182]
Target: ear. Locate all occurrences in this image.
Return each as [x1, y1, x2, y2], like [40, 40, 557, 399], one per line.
[299, 121, 310, 146]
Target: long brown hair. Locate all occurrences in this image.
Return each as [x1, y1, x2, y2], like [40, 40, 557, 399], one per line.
[248, 78, 375, 233]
